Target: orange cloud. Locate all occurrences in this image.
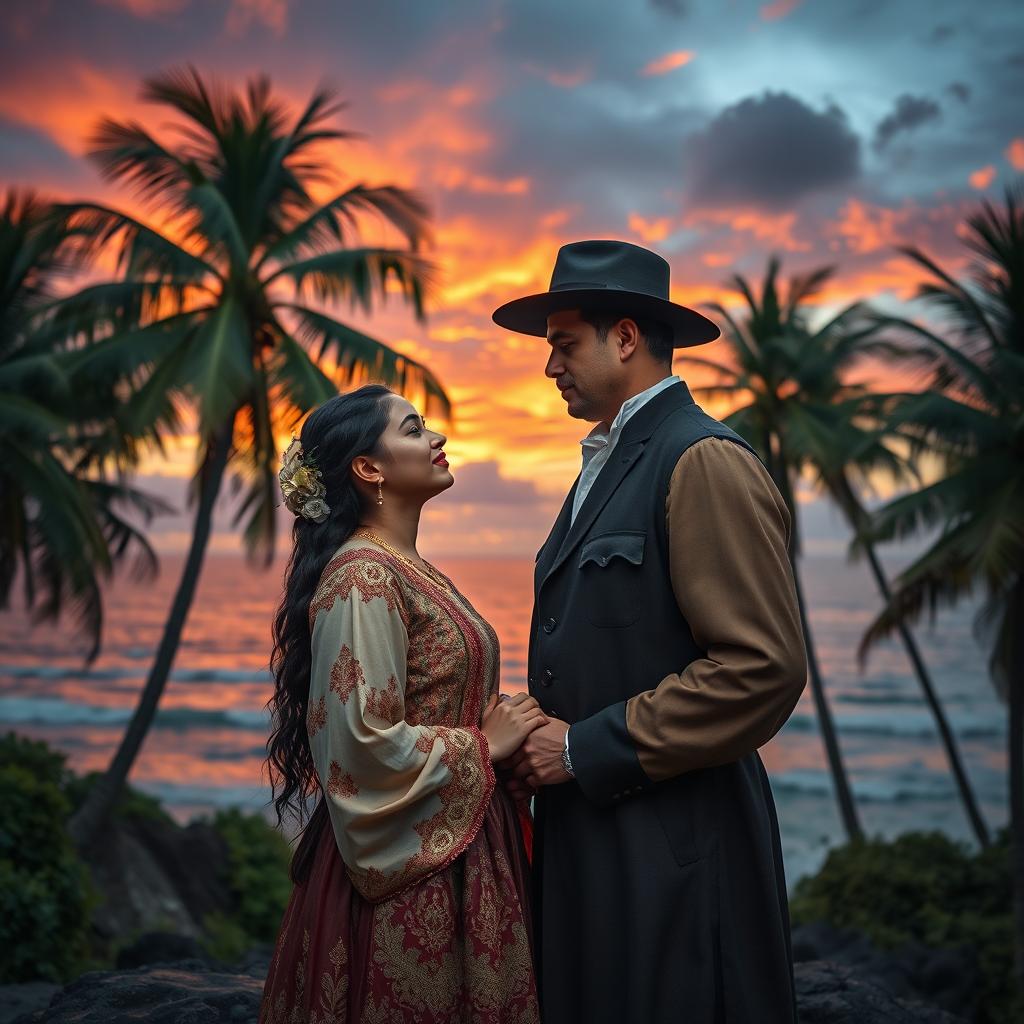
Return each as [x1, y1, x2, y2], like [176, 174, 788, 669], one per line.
[628, 213, 673, 242]
[760, 0, 804, 20]
[225, 0, 292, 36]
[686, 207, 811, 252]
[641, 51, 695, 77]
[826, 198, 917, 255]
[434, 168, 530, 195]
[701, 252, 734, 268]
[96, 0, 189, 15]
[540, 209, 573, 230]
[523, 64, 592, 89]
[969, 165, 996, 189]
[1006, 138, 1024, 171]
[0, 61, 155, 156]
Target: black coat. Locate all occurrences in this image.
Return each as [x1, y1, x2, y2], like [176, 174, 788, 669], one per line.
[528, 382, 798, 1024]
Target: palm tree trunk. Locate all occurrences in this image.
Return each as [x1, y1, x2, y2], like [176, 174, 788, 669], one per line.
[834, 474, 990, 848]
[1007, 579, 1024, 985]
[767, 438, 863, 842]
[790, 552, 863, 841]
[69, 421, 234, 850]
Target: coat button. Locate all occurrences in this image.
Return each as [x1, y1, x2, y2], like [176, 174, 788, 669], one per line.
[528, 675, 535, 688]
[543, 617, 557, 634]
[599, 556, 608, 566]
[541, 668, 555, 687]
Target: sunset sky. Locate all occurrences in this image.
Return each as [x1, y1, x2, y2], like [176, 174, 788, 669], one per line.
[3, 0, 1022, 557]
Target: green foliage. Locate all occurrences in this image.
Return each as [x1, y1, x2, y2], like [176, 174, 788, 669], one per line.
[64, 770, 175, 826]
[0, 734, 91, 983]
[0, 190, 165, 664]
[790, 831, 1023, 1023]
[53, 67, 449, 567]
[201, 910, 253, 964]
[203, 808, 292, 960]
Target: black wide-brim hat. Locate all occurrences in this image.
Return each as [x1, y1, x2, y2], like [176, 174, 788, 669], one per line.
[491, 239, 720, 347]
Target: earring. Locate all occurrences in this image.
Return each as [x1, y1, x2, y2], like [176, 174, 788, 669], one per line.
[376, 478, 384, 505]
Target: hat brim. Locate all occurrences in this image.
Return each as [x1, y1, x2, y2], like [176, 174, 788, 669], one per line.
[491, 288, 720, 347]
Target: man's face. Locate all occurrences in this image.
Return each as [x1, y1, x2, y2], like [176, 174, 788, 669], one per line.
[544, 309, 622, 423]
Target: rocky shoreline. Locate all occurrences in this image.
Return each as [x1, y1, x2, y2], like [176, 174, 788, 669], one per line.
[2, 942, 967, 1024]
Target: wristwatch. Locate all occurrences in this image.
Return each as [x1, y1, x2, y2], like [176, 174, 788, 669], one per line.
[561, 728, 575, 778]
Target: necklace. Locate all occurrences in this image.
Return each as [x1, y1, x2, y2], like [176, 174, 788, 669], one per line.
[352, 527, 456, 594]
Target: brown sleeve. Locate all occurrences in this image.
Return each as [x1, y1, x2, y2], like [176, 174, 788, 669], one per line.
[624, 436, 807, 781]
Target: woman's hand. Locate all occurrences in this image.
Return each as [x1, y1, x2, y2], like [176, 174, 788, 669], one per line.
[481, 692, 548, 763]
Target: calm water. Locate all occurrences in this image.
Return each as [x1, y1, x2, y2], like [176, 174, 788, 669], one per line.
[0, 551, 1007, 887]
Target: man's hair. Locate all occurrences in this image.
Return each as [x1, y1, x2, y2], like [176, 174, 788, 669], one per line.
[580, 309, 674, 365]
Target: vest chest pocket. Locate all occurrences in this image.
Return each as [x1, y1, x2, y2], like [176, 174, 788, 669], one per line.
[578, 531, 646, 628]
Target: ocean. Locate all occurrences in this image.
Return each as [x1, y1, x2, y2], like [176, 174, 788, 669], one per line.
[0, 549, 1007, 888]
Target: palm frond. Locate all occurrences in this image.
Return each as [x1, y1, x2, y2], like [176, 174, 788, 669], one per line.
[284, 303, 451, 419]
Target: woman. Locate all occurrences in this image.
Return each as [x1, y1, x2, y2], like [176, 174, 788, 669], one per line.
[259, 384, 543, 1023]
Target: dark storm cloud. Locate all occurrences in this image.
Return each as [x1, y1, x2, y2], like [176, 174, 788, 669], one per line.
[683, 91, 861, 209]
[649, 0, 689, 16]
[873, 94, 942, 151]
[489, 81, 704, 217]
[927, 25, 956, 44]
[493, 0, 656, 71]
[0, 118, 81, 185]
[946, 82, 971, 104]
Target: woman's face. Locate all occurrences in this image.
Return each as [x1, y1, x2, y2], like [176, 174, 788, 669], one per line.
[373, 395, 453, 502]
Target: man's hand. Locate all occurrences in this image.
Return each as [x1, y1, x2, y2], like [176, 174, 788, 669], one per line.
[495, 762, 536, 805]
[508, 717, 572, 788]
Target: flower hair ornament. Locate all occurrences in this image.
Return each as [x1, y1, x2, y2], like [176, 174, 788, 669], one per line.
[278, 436, 331, 524]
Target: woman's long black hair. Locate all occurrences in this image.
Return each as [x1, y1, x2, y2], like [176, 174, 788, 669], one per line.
[266, 384, 393, 883]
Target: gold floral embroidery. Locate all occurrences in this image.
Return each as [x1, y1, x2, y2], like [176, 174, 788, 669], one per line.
[405, 875, 456, 957]
[357, 849, 539, 1023]
[306, 696, 327, 737]
[328, 761, 357, 799]
[347, 727, 494, 902]
[260, 926, 349, 1024]
[315, 936, 348, 1022]
[261, 535, 540, 1024]
[329, 645, 362, 705]
[367, 891, 460, 1020]
[309, 549, 408, 628]
[364, 674, 400, 725]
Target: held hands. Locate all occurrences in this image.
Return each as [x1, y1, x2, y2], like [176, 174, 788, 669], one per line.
[504, 717, 571, 790]
[481, 692, 549, 763]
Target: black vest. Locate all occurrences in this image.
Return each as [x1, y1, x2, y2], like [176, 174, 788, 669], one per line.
[529, 380, 754, 724]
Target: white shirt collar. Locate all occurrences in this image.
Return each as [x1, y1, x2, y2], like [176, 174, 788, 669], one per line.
[580, 375, 680, 455]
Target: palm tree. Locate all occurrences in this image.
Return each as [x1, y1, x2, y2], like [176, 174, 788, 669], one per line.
[682, 259, 866, 840]
[0, 188, 164, 663]
[689, 259, 989, 846]
[62, 68, 451, 849]
[859, 185, 1024, 978]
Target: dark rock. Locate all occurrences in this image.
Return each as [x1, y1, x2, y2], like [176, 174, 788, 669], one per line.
[0, 983, 59, 1024]
[795, 961, 967, 1023]
[791, 923, 977, 1018]
[11, 963, 263, 1024]
[115, 932, 210, 970]
[13, 959, 968, 1024]
[85, 819, 232, 943]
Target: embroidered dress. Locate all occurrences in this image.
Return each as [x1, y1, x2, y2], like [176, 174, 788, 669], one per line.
[259, 538, 539, 1023]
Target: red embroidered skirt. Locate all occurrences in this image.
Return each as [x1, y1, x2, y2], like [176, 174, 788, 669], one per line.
[259, 789, 539, 1023]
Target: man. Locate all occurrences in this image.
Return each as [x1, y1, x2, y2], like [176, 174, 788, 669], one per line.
[491, 240, 808, 1023]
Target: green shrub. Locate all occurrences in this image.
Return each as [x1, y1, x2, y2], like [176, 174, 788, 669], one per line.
[0, 734, 91, 983]
[64, 770, 174, 826]
[790, 830, 1022, 1024]
[202, 808, 292, 960]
